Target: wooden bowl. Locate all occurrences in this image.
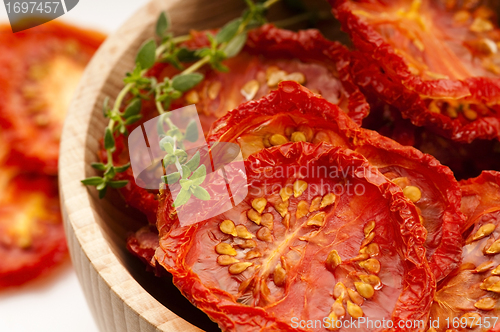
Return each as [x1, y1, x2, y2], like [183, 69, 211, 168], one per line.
[59, 0, 335, 331]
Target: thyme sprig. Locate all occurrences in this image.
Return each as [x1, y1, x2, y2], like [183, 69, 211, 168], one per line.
[82, 0, 279, 204]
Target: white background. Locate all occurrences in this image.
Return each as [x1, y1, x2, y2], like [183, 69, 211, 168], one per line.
[0, 1, 149, 331]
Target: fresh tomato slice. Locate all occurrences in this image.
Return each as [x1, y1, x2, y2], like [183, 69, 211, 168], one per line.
[111, 24, 369, 224]
[429, 171, 500, 332]
[155, 142, 434, 332]
[206, 81, 464, 282]
[331, 0, 500, 142]
[0, 170, 65, 288]
[0, 22, 105, 175]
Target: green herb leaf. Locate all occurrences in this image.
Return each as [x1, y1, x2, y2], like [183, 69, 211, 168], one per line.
[162, 142, 174, 155]
[157, 113, 167, 135]
[163, 54, 183, 70]
[96, 181, 107, 191]
[81, 177, 104, 186]
[191, 164, 207, 186]
[173, 188, 192, 207]
[136, 39, 157, 70]
[162, 172, 180, 184]
[179, 179, 193, 191]
[102, 97, 110, 118]
[185, 151, 200, 172]
[123, 98, 142, 118]
[118, 125, 127, 135]
[224, 33, 247, 58]
[185, 120, 199, 142]
[104, 167, 116, 180]
[216, 18, 242, 44]
[104, 127, 115, 150]
[98, 186, 108, 199]
[163, 154, 176, 166]
[109, 180, 129, 188]
[155, 12, 170, 38]
[181, 165, 191, 179]
[176, 48, 199, 62]
[115, 163, 131, 173]
[91, 163, 107, 171]
[125, 114, 143, 125]
[192, 185, 210, 200]
[171, 73, 204, 92]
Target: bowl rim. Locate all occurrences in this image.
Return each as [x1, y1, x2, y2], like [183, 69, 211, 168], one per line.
[58, 0, 205, 330]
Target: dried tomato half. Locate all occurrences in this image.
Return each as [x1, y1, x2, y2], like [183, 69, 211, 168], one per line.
[113, 24, 369, 224]
[429, 171, 500, 331]
[207, 81, 464, 282]
[331, 0, 500, 142]
[156, 142, 434, 331]
[363, 103, 500, 180]
[0, 171, 65, 288]
[149, 24, 369, 133]
[0, 22, 105, 175]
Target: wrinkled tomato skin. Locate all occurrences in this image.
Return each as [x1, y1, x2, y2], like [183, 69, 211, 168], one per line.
[151, 24, 369, 130]
[126, 225, 162, 274]
[207, 81, 465, 282]
[0, 22, 105, 175]
[114, 25, 369, 225]
[330, 0, 500, 142]
[363, 103, 500, 180]
[428, 172, 500, 332]
[0, 174, 66, 288]
[156, 142, 434, 332]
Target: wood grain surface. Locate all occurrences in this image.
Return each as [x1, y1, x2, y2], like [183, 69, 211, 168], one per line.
[58, 0, 245, 331]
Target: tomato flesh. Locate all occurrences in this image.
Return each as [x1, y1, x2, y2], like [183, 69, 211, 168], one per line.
[429, 171, 500, 331]
[0, 171, 65, 287]
[207, 81, 465, 282]
[156, 142, 433, 331]
[0, 22, 105, 175]
[114, 24, 369, 225]
[0, 22, 104, 286]
[331, 0, 500, 142]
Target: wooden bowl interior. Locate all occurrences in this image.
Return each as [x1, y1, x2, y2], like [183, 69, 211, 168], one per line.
[62, 0, 339, 330]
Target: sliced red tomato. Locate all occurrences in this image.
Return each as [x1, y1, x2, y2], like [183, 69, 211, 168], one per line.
[429, 171, 500, 331]
[112, 24, 369, 224]
[331, 0, 500, 142]
[206, 81, 464, 282]
[0, 170, 65, 288]
[0, 22, 105, 175]
[155, 142, 434, 331]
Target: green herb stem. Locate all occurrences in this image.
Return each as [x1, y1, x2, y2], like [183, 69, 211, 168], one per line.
[114, 83, 135, 114]
[84, 0, 283, 200]
[180, 55, 210, 75]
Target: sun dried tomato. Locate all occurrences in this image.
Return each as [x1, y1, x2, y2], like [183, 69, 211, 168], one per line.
[429, 171, 500, 331]
[155, 142, 434, 331]
[113, 24, 369, 224]
[126, 225, 161, 273]
[331, 0, 500, 142]
[0, 171, 65, 288]
[150, 24, 369, 132]
[0, 22, 105, 175]
[363, 103, 500, 180]
[207, 81, 465, 282]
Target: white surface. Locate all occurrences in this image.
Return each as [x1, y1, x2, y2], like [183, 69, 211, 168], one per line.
[0, 1, 149, 332]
